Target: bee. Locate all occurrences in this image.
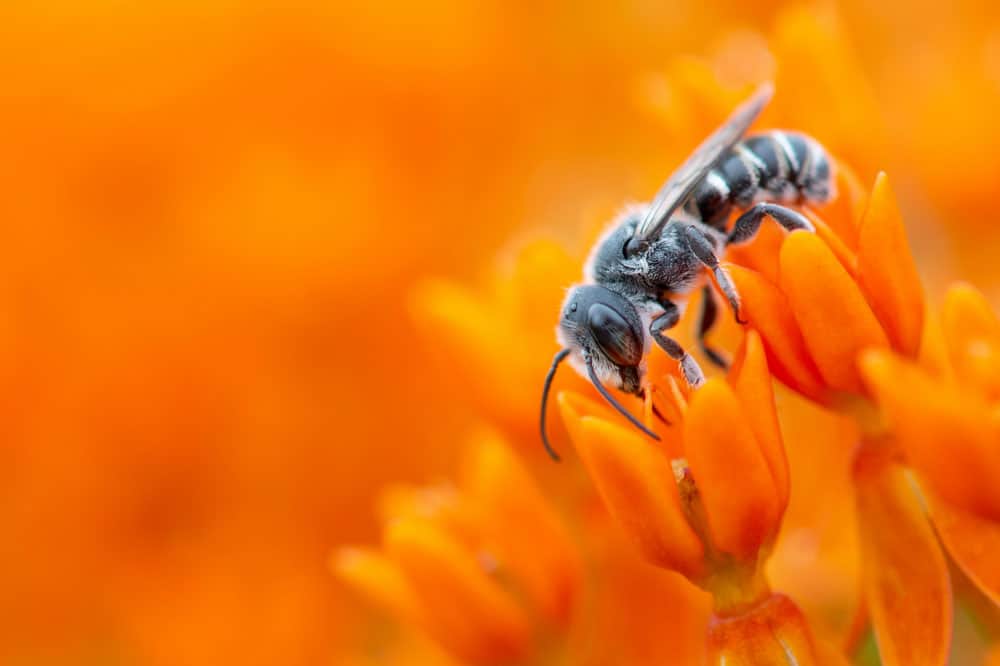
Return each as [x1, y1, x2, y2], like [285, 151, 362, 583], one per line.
[540, 83, 834, 460]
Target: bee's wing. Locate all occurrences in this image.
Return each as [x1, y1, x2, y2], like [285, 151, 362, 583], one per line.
[632, 82, 774, 244]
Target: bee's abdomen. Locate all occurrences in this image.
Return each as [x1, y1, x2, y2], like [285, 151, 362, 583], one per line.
[691, 131, 834, 228]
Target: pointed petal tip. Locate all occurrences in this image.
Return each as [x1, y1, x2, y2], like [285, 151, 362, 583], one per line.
[942, 281, 1000, 400]
[857, 171, 925, 358]
[331, 546, 423, 623]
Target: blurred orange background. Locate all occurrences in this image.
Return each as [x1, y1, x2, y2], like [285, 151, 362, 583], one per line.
[2, 1, 1000, 664]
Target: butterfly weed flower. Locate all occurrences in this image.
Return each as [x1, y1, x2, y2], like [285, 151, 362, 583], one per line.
[334, 430, 581, 665]
[860, 283, 1000, 521]
[730, 167, 1000, 664]
[859, 283, 1000, 614]
[403, 43, 1000, 662]
[558, 331, 846, 664]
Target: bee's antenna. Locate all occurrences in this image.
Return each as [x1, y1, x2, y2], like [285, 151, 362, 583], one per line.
[540, 348, 571, 462]
[585, 357, 661, 442]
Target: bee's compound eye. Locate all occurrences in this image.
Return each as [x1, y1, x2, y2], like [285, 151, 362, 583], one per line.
[587, 303, 641, 367]
[624, 238, 645, 258]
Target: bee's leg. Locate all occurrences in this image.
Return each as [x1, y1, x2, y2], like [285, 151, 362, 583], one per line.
[650, 302, 705, 388]
[727, 202, 814, 245]
[682, 225, 746, 325]
[697, 284, 729, 369]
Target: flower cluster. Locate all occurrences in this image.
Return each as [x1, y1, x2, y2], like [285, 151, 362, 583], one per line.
[335, 430, 580, 664]
[558, 332, 847, 663]
[730, 164, 1000, 662]
[341, 158, 1000, 666]
[338, 60, 1000, 666]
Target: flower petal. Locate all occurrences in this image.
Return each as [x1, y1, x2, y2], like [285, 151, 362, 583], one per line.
[493, 238, 578, 326]
[917, 309, 955, 382]
[558, 394, 705, 577]
[807, 212, 858, 276]
[780, 230, 888, 394]
[857, 172, 925, 357]
[854, 449, 951, 666]
[926, 490, 1000, 606]
[410, 280, 530, 424]
[461, 430, 581, 627]
[728, 264, 826, 401]
[811, 158, 867, 250]
[941, 282, 1000, 401]
[333, 547, 424, 625]
[377, 484, 473, 543]
[685, 378, 782, 559]
[860, 349, 1000, 520]
[728, 330, 790, 512]
[384, 518, 531, 664]
[410, 276, 590, 433]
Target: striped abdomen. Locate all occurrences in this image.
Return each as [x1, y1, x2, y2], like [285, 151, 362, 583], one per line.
[688, 131, 834, 228]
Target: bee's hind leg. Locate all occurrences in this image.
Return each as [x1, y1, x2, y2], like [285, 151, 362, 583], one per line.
[650, 302, 705, 388]
[696, 284, 729, 369]
[727, 202, 814, 245]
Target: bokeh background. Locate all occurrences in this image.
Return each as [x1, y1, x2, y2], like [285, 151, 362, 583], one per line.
[2, 1, 1000, 663]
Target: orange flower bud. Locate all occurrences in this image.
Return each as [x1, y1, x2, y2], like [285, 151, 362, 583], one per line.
[856, 173, 925, 357]
[728, 263, 826, 401]
[558, 394, 705, 578]
[460, 430, 581, 627]
[860, 349, 1000, 520]
[779, 230, 888, 394]
[941, 282, 1000, 401]
[338, 433, 581, 664]
[333, 547, 423, 626]
[685, 378, 781, 561]
[557, 330, 792, 602]
[728, 330, 790, 512]
[385, 518, 532, 664]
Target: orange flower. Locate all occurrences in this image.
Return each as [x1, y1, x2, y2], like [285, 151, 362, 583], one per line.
[856, 284, 1000, 637]
[335, 428, 713, 665]
[730, 171, 923, 402]
[335, 430, 580, 664]
[730, 165, 999, 663]
[557, 332, 843, 663]
[860, 284, 1000, 521]
[379, 19, 1000, 663]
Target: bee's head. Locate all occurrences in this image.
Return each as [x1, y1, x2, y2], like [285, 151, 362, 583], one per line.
[540, 284, 657, 461]
[557, 285, 644, 384]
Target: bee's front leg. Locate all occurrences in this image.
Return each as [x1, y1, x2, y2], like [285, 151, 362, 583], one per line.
[650, 301, 705, 388]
